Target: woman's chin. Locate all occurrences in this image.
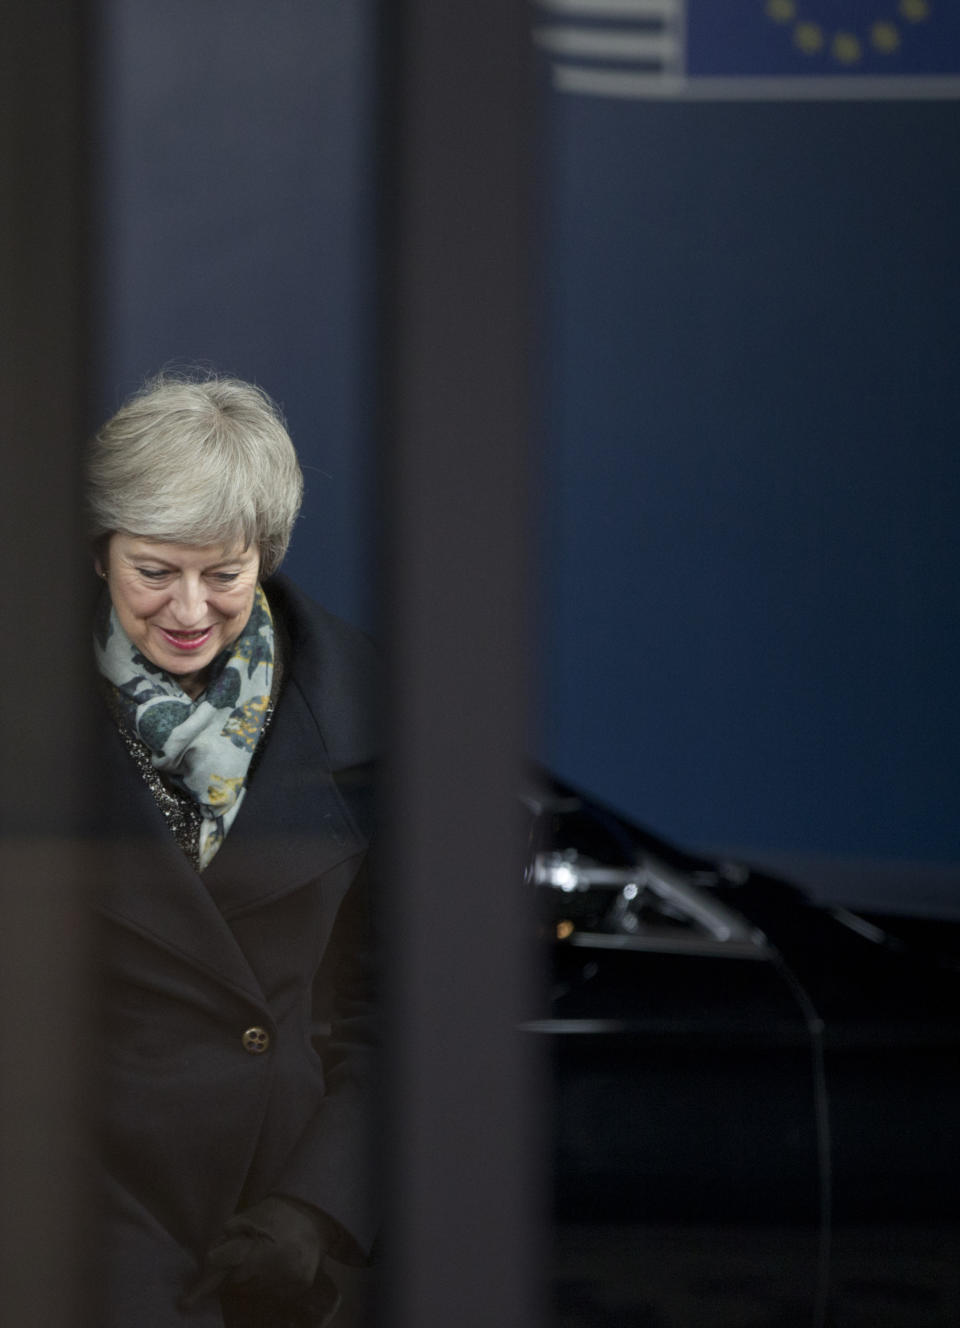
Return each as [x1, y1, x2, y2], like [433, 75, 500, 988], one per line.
[143, 627, 221, 677]
[138, 642, 217, 695]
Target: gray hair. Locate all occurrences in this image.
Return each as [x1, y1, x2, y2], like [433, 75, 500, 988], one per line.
[86, 373, 304, 578]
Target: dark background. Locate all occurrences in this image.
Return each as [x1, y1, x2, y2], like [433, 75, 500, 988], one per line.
[97, 1, 960, 915]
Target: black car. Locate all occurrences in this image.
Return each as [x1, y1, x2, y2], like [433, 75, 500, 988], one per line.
[524, 774, 960, 1328]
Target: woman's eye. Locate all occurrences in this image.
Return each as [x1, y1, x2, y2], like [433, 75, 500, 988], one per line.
[137, 568, 168, 581]
[211, 572, 240, 585]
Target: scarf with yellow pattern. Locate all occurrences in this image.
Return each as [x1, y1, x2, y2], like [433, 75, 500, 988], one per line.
[94, 584, 275, 868]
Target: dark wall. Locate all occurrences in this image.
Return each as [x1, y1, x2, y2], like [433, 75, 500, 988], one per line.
[96, 0, 377, 624]
[537, 88, 960, 912]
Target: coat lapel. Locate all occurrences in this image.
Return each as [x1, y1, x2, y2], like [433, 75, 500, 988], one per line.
[88, 705, 266, 1004]
[200, 675, 364, 920]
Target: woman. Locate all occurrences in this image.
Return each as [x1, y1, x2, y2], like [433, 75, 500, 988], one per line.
[85, 374, 379, 1327]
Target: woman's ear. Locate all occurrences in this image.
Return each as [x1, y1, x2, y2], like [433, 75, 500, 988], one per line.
[92, 534, 110, 580]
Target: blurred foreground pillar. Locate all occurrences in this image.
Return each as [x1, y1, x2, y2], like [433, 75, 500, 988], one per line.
[379, 3, 544, 1327]
[0, 5, 94, 1325]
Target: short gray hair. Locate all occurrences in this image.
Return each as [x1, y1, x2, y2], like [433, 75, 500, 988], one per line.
[86, 372, 304, 577]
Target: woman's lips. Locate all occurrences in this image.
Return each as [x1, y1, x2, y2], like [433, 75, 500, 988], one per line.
[156, 626, 214, 652]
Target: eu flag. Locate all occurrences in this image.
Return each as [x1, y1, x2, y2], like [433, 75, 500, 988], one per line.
[533, 0, 960, 100]
[689, 1, 960, 79]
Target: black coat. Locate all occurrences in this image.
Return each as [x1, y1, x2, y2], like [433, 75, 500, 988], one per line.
[88, 576, 379, 1327]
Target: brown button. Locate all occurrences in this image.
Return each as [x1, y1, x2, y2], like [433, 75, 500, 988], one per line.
[242, 1026, 270, 1055]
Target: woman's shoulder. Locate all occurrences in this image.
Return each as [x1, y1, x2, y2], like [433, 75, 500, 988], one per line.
[264, 574, 380, 768]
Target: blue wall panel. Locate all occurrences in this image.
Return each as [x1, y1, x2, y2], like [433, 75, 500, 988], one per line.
[538, 91, 960, 910]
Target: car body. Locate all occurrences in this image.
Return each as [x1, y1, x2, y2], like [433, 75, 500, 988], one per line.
[524, 773, 960, 1328]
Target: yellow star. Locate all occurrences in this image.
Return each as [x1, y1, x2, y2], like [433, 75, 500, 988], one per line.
[832, 31, 863, 64]
[793, 21, 824, 55]
[870, 21, 901, 53]
[766, 0, 796, 22]
[898, 0, 931, 22]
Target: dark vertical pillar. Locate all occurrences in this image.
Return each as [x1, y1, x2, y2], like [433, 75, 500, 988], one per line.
[379, 3, 543, 1327]
[0, 4, 93, 1324]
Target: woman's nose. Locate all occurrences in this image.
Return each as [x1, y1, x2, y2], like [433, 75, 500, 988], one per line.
[169, 577, 207, 625]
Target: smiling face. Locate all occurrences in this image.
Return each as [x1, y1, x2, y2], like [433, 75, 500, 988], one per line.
[99, 533, 261, 696]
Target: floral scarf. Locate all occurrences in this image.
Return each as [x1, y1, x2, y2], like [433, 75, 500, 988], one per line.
[95, 585, 275, 868]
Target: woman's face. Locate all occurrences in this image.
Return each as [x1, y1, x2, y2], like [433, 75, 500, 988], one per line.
[99, 533, 261, 695]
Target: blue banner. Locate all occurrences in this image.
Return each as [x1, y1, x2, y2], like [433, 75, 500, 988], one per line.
[688, 1, 960, 78]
